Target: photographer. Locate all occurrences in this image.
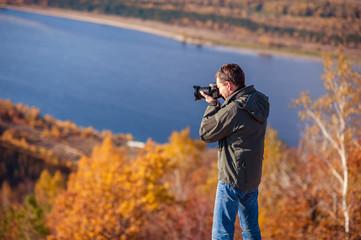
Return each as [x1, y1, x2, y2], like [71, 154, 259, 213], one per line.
[199, 63, 269, 240]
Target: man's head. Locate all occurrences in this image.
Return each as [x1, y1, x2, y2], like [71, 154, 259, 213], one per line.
[215, 63, 245, 99]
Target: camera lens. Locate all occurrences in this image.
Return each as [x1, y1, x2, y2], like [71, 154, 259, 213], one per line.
[193, 86, 202, 100]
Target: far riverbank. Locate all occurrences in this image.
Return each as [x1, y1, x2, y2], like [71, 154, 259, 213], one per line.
[3, 5, 331, 63]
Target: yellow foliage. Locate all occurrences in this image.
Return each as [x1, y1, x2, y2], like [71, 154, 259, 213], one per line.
[47, 133, 178, 239]
[45, 128, 210, 239]
[34, 169, 66, 212]
[163, 127, 206, 171]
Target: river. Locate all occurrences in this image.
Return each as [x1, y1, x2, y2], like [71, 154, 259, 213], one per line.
[0, 8, 326, 147]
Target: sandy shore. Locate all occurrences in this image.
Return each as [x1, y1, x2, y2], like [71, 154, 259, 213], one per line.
[6, 5, 186, 41]
[4, 5, 326, 62]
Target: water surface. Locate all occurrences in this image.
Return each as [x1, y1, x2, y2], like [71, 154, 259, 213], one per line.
[0, 9, 326, 146]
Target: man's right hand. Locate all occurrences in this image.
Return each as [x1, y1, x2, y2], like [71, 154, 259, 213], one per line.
[200, 91, 218, 104]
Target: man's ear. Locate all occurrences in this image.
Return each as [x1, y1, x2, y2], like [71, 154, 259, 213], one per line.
[226, 81, 232, 91]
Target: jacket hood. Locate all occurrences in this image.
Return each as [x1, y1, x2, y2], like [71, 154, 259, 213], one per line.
[226, 85, 270, 123]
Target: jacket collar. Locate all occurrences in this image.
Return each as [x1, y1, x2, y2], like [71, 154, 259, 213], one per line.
[223, 85, 256, 106]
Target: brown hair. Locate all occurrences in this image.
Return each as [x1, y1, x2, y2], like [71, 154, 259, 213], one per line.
[216, 63, 245, 88]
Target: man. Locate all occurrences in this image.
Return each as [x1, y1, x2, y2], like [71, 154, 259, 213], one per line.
[199, 63, 269, 240]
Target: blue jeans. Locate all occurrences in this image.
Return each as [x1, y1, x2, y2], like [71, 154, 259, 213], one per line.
[212, 181, 261, 240]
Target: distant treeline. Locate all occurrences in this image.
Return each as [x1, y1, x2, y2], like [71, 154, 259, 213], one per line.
[100, 5, 328, 43]
[6, 0, 361, 48]
[45, 0, 361, 19]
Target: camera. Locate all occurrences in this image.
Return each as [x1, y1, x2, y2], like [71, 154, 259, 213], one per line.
[193, 83, 222, 101]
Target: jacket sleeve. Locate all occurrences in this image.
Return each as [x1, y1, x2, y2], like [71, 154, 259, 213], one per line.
[199, 102, 237, 143]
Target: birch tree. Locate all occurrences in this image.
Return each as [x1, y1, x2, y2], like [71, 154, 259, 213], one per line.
[293, 52, 361, 235]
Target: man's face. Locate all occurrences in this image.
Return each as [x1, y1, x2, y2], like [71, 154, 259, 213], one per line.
[216, 77, 231, 99]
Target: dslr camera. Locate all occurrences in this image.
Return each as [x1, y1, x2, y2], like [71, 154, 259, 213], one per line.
[193, 83, 222, 101]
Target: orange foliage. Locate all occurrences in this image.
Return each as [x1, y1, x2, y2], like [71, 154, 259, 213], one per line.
[45, 129, 215, 239]
[47, 134, 175, 239]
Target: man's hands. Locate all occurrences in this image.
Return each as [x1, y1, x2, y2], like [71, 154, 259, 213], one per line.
[200, 91, 218, 104]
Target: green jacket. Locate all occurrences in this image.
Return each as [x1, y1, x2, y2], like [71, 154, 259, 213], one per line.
[199, 85, 269, 191]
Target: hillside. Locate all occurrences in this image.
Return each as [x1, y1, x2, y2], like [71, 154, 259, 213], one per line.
[0, 99, 135, 162]
[0, 99, 138, 191]
[3, 0, 361, 61]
